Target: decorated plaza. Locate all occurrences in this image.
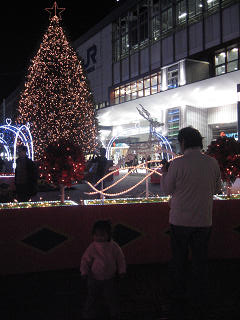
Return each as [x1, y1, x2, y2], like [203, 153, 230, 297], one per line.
[0, 2, 240, 319]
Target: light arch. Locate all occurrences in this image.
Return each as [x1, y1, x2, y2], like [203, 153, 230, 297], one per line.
[106, 128, 173, 161]
[0, 119, 34, 170]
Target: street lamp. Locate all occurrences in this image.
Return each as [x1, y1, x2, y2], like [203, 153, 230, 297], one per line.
[237, 84, 240, 142]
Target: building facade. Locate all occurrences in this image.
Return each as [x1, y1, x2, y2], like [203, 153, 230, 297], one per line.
[74, 0, 240, 161]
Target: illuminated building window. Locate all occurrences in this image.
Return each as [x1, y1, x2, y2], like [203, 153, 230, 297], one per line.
[188, 0, 203, 21]
[227, 47, 239, 72]
[206, 0, 219, 11]
[215, 50, 226, 75]
[95, 101, 109, 110]
[150, 0, 160, 42]
[144, 77, 151, 96]
[177, 0, 187, 25]
[151, 74, 158, 94]
[125, 85, 131, 101]
[114, 88, 120, 105]
[112, 0, 231, 62]
[138, 79, 144, 98]
[131, 81, 138, 100]
[120, 86, 126, 103]
[215, 45, 239, 76]
[167, 108, 180, 140]
[168, 68, 179, 89]
[112, 71, 161, 105]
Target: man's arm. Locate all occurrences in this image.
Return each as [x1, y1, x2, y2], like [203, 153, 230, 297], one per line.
[160, 161, 177, 195]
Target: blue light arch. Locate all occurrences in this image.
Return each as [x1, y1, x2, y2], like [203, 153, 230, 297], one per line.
[106, 128, 173, 161]
[0, 119, 34, 170]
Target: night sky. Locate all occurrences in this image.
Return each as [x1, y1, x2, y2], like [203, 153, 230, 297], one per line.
[0, 0, 123, 102]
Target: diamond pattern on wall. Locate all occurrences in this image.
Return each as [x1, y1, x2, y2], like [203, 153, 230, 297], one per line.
[112, 223, 142, 247]
[22, 227, 68, 252]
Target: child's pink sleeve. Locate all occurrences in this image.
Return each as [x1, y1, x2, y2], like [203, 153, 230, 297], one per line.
[80, 245, 93, 276]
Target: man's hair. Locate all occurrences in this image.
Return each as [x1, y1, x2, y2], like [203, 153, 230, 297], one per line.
[18, 145, 27, 153]
[92, 220, 112, 241]
[178, 127, 203, 149]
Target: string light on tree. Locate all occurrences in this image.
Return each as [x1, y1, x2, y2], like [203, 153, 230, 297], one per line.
[17, 2, 98, 160]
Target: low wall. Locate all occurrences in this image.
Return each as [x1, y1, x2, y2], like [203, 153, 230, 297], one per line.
[0, 199, 240, 275]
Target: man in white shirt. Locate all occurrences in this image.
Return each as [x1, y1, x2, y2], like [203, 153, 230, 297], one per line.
[160, 127, 221, 316]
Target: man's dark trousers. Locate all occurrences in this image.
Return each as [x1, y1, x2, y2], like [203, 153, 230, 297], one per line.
[170, 224, 212, 306]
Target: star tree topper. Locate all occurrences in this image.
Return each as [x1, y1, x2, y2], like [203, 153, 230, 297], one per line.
[45, 1, 65, 20]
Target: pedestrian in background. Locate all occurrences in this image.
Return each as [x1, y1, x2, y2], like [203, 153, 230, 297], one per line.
[160, 126, 221, 318]
[80, 220, 126, 320]
[91, 147, 108, 189]
[15, 145, 38, 202]
[0, 156, 5, 173]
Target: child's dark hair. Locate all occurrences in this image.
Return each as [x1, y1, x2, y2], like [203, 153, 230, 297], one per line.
[92, 220, 112, 241]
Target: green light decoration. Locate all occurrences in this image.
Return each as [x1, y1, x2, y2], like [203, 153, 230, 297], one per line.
[0, 200, 78, 211]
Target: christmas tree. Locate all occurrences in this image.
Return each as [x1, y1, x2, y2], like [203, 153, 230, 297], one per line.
[206, 136, 240, 185]
[17, 2, 97, 160]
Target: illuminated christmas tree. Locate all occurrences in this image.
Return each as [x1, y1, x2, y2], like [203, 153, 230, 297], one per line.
[17, 2, 97, 160]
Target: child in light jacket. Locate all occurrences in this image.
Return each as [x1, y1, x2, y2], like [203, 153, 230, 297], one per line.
[80, 220, 126, 320]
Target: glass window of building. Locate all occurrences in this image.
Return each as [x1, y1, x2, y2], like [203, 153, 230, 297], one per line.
[215, 45, 239, 75]
[131, 81, 138, 100]
[167, 108, 180, 141]
[215, 50, 226, 75]
[137, 80, 143, 97]
[114, 88, 120, 104]
[111, 71, 163, 105]
[129, 7, 138, 52]
[215, 51, 226, 66]
[120, 86, 126, 103]
[188, 0, 203, 20]
[120, 15, 129, 58]
[144, 77, 151, 96]
[176, 0, 187, 25]
[137, 79, 143, 90]
[139, 0, 149, 46]
[150, 0, 160, 42]
[215, 64, 226, 75]
[131, 81, 137, 92]
[126, 84, 131, 101]
[168, 67, 179, 89]
[151, 74, 158, 94]
[206, 0, 219, 11]
[112, 23, 120, 62]
[161, 0, 172, 10]
[227, 47, 238, 73]
[158, 73, 161, 91]
[161, 1, 173, 34]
